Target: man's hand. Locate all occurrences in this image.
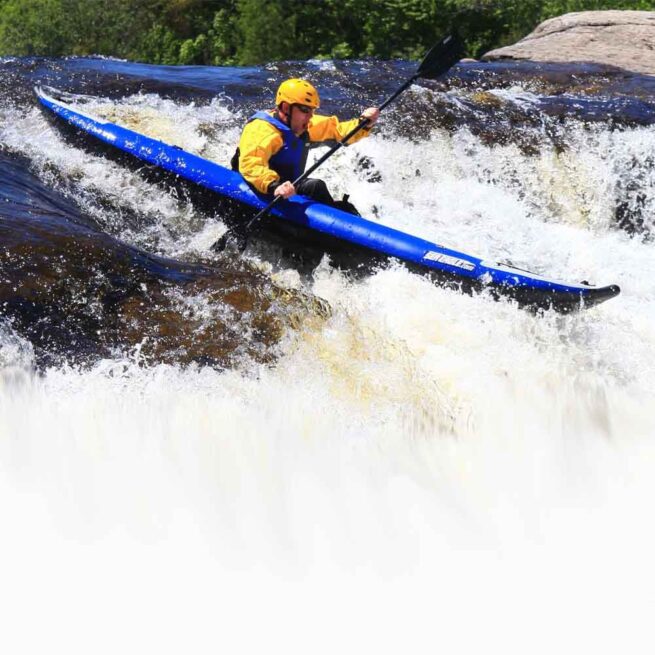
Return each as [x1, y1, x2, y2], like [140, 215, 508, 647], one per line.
[361, 107, 380, 127]
[273, 180, 296, 198]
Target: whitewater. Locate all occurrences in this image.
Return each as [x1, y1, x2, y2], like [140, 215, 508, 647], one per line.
[1, 57, 655, 653]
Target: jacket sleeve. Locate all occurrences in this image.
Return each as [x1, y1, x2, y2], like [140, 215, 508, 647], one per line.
[237, 120, 284, 194]
[307, 114, 373, 145]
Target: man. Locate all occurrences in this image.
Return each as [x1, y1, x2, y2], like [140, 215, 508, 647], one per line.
[232, 78, 379, 214]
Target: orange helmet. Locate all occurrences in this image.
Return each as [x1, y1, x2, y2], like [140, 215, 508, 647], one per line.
[275, 78, 320, 109]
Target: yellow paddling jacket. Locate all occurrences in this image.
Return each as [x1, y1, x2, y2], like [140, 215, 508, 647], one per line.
[233, 110, 373, 194]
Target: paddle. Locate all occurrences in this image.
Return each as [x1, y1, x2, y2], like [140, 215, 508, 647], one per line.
[211, 33, 463, 253]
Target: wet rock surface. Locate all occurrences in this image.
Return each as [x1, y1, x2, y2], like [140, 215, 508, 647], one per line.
[0, 150, 326, 369]
[483, 10, 655, 77]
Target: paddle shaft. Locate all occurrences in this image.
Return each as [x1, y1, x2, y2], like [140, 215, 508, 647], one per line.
[242, 73, 421, 232]
[212, 34, 461, 251]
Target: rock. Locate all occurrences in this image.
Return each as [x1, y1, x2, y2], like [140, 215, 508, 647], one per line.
[483, 11, 655, 76]
[0, 150, 329, 370]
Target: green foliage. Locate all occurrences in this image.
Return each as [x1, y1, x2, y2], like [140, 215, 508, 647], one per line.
[207, 8, 239, 65]
[1, 0, 655, 63]
[540, 0, 655, 14]
[139, 23, 183, 65]
[361, 0, 442, 59]
[0, 0, 69, 56]
[236, 0, 288, 64]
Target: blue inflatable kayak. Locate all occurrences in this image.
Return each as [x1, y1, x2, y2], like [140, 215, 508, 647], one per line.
[35, 85, 620, 312]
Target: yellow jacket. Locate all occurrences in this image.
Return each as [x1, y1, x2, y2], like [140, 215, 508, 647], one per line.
[237, 111, 373, 194]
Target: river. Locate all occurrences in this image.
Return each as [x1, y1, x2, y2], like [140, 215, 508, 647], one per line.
[1, 55, 654, 653]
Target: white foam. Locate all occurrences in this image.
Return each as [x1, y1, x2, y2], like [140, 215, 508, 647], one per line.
[3, 86, 655, 653]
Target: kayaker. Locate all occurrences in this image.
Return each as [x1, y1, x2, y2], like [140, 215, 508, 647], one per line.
[231, 78, 379, 214]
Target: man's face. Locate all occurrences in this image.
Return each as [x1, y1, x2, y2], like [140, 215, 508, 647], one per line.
[283, 102, 314, 135]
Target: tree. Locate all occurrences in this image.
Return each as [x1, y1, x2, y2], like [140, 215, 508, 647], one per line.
[4, 0, 655, 64]
[236, 0, 288, 64]
[0, 0, 70, 56]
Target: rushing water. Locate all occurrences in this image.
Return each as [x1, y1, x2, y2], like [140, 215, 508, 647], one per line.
[1, 56, 655, 652]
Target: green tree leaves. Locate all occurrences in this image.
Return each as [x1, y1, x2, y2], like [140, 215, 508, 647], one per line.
[1, 0, 654, 63]
[236, 0, 288, 64]
[0, 0, 69, 56]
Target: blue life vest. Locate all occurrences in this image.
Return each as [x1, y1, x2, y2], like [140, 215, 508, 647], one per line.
[233, 111, 310, 187]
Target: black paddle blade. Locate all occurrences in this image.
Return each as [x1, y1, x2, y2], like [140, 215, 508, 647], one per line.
[210, 230, 248, 254]
[210, 233, 229, 253]
[417, 34, 464, 80]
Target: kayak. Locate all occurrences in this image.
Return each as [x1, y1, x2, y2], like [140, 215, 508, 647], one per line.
[35, 85, 620, 312]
